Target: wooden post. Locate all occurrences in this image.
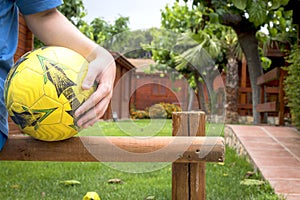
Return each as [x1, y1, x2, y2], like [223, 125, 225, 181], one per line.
[260, 81, 266, 123]
[172, 111, 206, 200]
[278, 69, 286, 126]
[240, 55, 247, 116]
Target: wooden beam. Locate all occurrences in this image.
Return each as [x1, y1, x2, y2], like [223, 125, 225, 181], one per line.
[240, 86, 279, 94]
[256, 101, 278, 113]
[239, 87, 252, 93]
[257, 67, 280, 85]
[238, 104, 253, 109]
[0, 135, 225, 163]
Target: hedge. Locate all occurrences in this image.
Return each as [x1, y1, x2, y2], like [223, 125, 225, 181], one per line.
[285, 47, 300, 129]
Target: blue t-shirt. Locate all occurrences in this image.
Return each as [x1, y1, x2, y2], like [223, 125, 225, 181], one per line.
[0, 0, 62, 149]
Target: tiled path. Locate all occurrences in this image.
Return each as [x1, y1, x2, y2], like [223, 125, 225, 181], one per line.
[225, 125, 300, 200]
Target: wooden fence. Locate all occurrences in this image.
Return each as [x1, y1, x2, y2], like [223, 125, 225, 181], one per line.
[0, 111, 225, 200]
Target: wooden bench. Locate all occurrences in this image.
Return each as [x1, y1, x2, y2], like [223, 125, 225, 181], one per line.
[0, 111, 225, 200]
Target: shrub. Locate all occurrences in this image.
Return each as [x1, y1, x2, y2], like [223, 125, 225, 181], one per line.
[159, 103, 182, 119]
[148, 103, 167, 119]
[130, 109, 149, 119]
[130, 103, 182, 119]
[285, 47, 300, 129]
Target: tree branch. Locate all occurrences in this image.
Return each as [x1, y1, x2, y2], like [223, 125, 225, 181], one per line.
[220, 13, 242, 27]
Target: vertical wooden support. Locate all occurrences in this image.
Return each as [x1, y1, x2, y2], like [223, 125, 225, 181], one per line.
[240, 55, 247, 116]
[260, 82, 266, 123]
[278, 69, 287, 126]
[172, 111, 206, 200]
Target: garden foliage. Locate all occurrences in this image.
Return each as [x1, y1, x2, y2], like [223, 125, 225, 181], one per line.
[130, 103, 181, 119]
[285, 47, 300, 129]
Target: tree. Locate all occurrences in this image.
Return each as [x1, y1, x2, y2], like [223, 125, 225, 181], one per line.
[58, 0, 87, 27]
[146, 2, 234, 117]
[81, 17, 153, 58]
[143, 3, 221, 113]
[182, 0, 292, 124]
[174, 29, 222, 114]
[222, 28, 242, 123]
[35, 0, 135, 54]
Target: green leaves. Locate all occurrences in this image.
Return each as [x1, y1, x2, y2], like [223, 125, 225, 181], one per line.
[240, 179, 265, 186]
[270, 0, 283, 9]
[285, 48, 300, 130]
[248, 0, 268, 27]
[232, 0, 247, 10]
[230, 0, 291, 27]
[261, 56, 272, 71]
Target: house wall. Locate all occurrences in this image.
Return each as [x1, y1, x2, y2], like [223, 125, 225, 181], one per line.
[130, 72, 199, 111]
[110, 63, 134, 119]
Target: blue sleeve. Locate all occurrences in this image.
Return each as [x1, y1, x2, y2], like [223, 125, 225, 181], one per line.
[0, 131, 7, 151]
[16, 0, 63, 15]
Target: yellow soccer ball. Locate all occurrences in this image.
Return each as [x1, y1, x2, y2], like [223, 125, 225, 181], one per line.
[4, 46, 95, 141]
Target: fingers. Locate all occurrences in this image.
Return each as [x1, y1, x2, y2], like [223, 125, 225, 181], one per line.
[75, 83, 112, 127]
[77, 97, 111, 128]
[77, 45, 116, 128]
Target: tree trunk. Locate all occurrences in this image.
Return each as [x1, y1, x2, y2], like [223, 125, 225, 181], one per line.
[225, 57, 239, 124]
[187, 86, 194, 111]
[237, 31, 263, 124]
[195, 74, 207, 113]
[220, 13, 264, 124]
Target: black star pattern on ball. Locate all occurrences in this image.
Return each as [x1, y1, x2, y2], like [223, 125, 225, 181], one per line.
[11, 110, 42, 129]
[11, 107, 57, 130]
[36, 54, 82, 128]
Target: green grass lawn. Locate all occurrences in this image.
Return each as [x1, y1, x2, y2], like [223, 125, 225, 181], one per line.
[0, 120, 283, 200]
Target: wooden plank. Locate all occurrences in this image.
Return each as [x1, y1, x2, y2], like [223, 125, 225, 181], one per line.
[265, 87, 280, 94]
[172, 111, 207, 200]
[257, 67, 280, 85]
[238, 104, 253, 109]
[0, 135, 224, 163]
[256, 101, 278, 112]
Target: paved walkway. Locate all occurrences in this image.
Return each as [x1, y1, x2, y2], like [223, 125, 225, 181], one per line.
[225, 125, 300, 200]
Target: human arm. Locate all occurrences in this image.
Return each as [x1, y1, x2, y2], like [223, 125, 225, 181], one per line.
[23, 9, 116, 128]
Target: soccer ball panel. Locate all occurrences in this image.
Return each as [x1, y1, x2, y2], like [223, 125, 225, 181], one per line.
[30, 95, 62, 125]
[24, 123, 77, 141]
[9, 68, 45, 106]
[47, 46, 88, 73]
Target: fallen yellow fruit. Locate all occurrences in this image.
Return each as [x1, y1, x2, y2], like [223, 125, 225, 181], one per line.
[82, 192, 101, 200]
